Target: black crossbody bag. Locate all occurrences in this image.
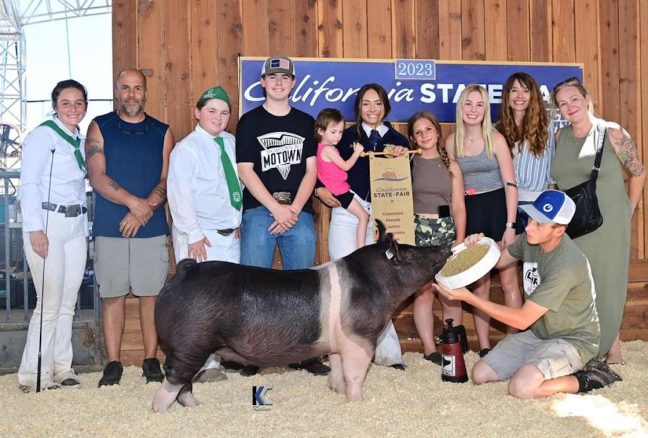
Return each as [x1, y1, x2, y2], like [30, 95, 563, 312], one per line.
[563, 127, 606, 239]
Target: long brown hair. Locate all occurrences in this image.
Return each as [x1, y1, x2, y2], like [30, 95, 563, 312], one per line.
[497, 72, 548, 157]
[407, 111, 452, 173]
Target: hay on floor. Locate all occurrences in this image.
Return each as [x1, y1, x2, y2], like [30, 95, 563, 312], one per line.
[2, 340, 647, 437]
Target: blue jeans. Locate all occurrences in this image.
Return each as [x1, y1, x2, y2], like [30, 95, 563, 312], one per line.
[240, 206, 316, 269]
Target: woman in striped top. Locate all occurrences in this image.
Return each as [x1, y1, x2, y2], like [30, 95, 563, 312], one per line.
[496, 72, 555, 233]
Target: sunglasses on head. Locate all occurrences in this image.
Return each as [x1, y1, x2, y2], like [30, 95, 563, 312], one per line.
[553, 77, 581, 92]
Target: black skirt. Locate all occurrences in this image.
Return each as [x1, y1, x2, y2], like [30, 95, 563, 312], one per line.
[464, 187, 507, 241]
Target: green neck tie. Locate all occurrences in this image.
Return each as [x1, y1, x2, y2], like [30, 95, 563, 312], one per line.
[214, 136, 242, 210]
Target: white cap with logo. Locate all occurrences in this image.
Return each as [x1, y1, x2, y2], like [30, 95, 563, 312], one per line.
[519, 189, 576, 225]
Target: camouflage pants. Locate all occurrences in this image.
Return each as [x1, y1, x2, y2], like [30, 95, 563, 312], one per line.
[414, 215, 456, 247]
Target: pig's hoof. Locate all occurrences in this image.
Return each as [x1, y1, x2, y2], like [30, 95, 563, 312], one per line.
[345, 393, 364, 402]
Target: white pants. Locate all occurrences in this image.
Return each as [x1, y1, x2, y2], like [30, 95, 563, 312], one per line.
[18, 211, 87, 387]
[328, 201, 403, 366]
[172, 226, 240, 263]
[172, 225, 240, 374]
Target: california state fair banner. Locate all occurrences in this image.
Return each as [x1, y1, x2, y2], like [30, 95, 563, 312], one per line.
[369, 154, 415, 245]
[239, 57, 583, 122]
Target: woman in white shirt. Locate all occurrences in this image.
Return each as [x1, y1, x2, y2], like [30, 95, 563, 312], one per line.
[168, 86, 242, 264]
[18, 79, 89, 391]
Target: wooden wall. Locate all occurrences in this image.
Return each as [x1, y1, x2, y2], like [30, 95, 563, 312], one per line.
[112, 0, 648, 362]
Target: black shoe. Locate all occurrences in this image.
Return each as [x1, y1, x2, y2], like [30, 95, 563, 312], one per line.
[239, 365, 260, 377]
[60, 378, 81, 388]
[390, 363, 406, 371]
[289, 358, 330, 375]
[142, 357, 164, 383]
[98, 360, 123, 387]
[478, 348, 491, 358]
[583, 359, 623, 386]
[423, 352, 442, 365]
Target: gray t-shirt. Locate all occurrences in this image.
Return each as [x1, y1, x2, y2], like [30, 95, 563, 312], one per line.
[508, 234, 600, 362]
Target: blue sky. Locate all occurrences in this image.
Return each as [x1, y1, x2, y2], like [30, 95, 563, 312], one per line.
[22, 13, 112, 132]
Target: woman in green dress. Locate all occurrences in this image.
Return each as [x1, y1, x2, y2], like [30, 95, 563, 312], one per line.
[551, 78, 646, 363]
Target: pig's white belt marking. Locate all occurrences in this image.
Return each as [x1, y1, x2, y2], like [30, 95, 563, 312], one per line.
[327, 264, 342, 353]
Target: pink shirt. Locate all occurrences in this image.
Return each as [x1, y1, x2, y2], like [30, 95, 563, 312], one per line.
[317, 143, 350, 195]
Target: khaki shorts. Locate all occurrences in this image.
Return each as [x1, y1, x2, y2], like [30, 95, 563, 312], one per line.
[481, 330, 584, 381]
[95, 235, 168, 298]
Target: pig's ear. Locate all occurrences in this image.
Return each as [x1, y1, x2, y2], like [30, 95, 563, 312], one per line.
[384, 234, 402, 266]
[376, 219, 387, 241]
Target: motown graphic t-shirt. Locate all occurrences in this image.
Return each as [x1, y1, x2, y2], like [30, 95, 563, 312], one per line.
[236, 105, 317, 212]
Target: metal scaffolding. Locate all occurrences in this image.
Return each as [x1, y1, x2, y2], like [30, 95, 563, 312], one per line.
[0, 0, 111, 169]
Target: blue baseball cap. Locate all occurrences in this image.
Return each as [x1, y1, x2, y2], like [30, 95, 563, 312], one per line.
[520, 190, 576, 225]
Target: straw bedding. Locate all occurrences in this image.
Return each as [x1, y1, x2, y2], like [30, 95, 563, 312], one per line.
[2, 340, 647, 437]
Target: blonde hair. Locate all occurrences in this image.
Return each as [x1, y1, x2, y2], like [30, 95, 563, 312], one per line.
[454, 84, 494, 159]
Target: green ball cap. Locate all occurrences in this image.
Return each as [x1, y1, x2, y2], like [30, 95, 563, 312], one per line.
[197, 85, 230, 109]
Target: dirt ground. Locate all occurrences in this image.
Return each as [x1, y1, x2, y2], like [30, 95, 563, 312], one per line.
[2, 340, 647, 437]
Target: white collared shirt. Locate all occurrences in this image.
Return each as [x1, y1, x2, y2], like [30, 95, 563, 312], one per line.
[167, 125, 242, 244]
[20, 117, 87, 233]
[361, 122, 388, 138]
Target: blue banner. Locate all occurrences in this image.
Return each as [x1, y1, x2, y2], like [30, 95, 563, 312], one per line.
[239, 57, 583, 123]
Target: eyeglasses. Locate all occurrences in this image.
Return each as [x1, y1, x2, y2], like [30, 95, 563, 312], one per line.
[552, 77, 581, 93]
[117, 119, 149, 135]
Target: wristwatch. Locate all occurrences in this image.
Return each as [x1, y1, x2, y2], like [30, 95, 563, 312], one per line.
[505, 222, 516, 229]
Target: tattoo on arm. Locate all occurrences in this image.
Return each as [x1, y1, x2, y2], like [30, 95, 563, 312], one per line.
[108, 179, 122, 191]
[613, 134, 645, 177]
[85, 137, 104, 159]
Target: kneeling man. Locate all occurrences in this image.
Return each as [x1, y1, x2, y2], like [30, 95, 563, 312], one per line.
[435, 190, 621, 399]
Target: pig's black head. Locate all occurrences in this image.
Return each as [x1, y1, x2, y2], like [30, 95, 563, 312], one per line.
[370, 220, 452, 307]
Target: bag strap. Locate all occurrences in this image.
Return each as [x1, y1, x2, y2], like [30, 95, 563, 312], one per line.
[589, 126, 607, 182]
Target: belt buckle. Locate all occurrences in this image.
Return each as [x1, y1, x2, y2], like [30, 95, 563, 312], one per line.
[65, 205, 80, 217]
[272, 192, 292, 205]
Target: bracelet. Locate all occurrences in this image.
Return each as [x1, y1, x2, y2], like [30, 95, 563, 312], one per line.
[505, 222, 516, 229]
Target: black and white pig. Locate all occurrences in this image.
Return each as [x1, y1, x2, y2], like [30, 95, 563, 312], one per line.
[152, 224, 450, 412]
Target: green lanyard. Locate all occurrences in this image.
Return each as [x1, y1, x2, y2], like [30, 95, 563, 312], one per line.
[39, 120, 87, 172]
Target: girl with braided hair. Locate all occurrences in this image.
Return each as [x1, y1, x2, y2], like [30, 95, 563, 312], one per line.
[407, 111, 466, 364]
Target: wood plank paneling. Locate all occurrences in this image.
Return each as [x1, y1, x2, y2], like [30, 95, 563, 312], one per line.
[268, 0, 296, 56]
[318, 0, 343, 58]
[484, 0, 508, 61]
[618, 0, 641, 259]
[112, 0, 137, 82]
[342, 0, 368, 58]
[551, 0, 576, 63]
[217, 0, 244, 133]
[574, 0, 601, 112]
[164, 2, 192, 140]
[190, 0, 220, 103]
[366, 0, 392, 58]
[530, 0, 552, 61]
[241, 0, 269, 56]
[640, 0, 648, 257]
[599, 0, 620, 119]
[438, 0, 462, 59]
[415, 0, 440, 59]
[461, 0, 486, 60]
[392, 0, 416, 58]
[137, 0, 165, 121]
[294, 0, 318, 57]
[504, 0, 528, 61]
